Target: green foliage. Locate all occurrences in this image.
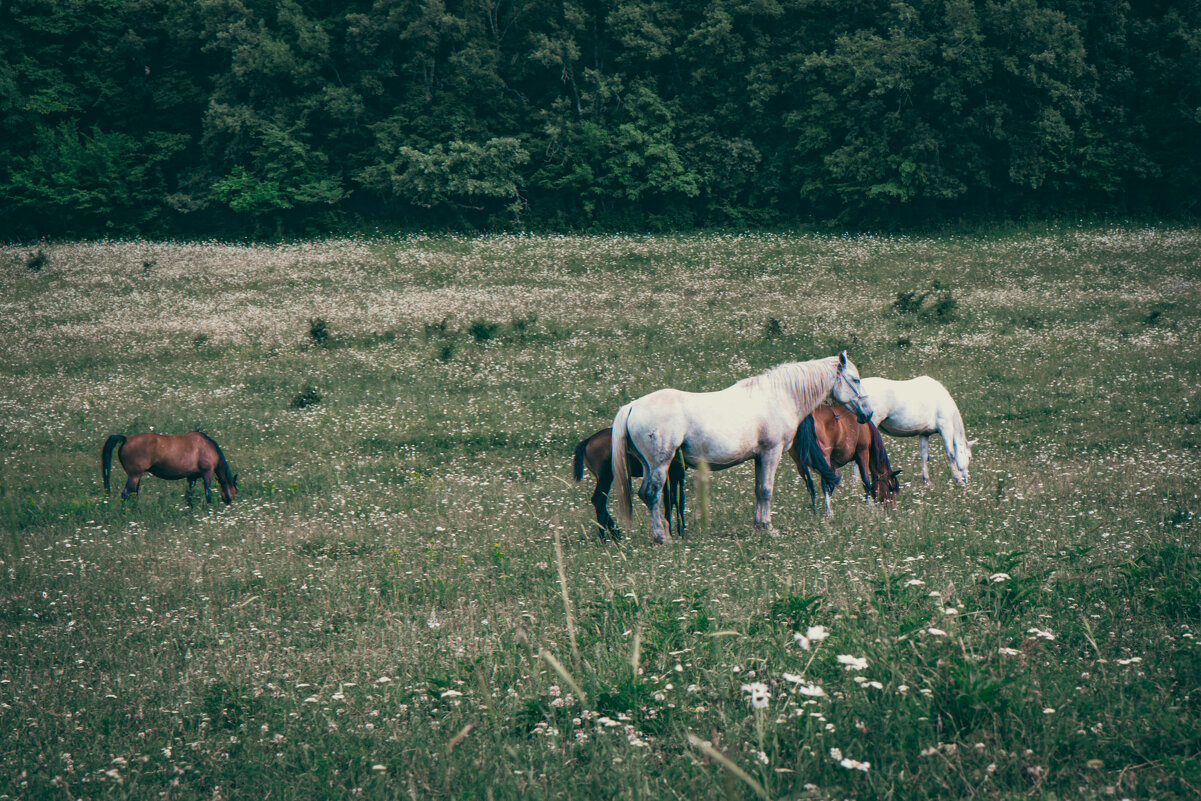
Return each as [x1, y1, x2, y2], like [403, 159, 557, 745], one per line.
[384, 138, 530, 222]
[0, 1, 1200, 235]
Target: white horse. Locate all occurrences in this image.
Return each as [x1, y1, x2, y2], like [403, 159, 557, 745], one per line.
[612, 352, 873, 543]
[860, 375, 976, 485]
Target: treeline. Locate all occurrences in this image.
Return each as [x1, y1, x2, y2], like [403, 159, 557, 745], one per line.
[2, 0, 1199, 237]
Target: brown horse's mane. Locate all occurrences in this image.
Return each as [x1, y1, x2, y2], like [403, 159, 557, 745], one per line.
[867, 422, 893, 475]
[196, 431, 233, 483]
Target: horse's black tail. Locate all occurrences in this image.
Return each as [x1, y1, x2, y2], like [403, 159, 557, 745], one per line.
[102, 434, 126, 494]
[573, 438, 588, 482]
[798, 415, 840, 495]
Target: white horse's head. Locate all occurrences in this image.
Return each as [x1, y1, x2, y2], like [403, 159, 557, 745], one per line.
[832, 351, 873, 424]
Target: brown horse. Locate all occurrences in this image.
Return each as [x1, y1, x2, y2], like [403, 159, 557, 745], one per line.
[102, 431, 238, 504]
[573, 427, 685, 540]
[789, 404, 900, 516]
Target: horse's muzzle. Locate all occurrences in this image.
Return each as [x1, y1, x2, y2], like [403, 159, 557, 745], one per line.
[855, 411, 870, 424]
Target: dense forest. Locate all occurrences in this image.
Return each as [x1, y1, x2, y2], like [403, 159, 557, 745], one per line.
[2, 0, 1199, 237]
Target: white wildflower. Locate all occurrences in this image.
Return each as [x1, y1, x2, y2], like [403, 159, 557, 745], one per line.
[741, 682, 770, 709]
[805, 625, 830, 643]
[836, 654, 869, 671]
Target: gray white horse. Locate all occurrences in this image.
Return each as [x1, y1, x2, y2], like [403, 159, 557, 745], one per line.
[861, 375, 975, 485]
[612, 352, 872, 543]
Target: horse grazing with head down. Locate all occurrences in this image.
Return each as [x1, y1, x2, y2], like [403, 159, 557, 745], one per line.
[612, 352, 872, 543]
[573, 427, 685, 540]
[102, 431, 238, 504]
[790, 404, 901, 516]
[860, 375, 976, 485]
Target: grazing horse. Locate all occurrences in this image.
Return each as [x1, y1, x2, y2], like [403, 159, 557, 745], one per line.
[102, 431, 238, 504]
[860, 376, 976, 485]
[573, 427, 685, 540]
[613, 352, 872, 543]
[790, 404, 901, 516]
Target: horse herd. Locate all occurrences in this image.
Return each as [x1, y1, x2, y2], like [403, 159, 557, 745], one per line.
[99, 352, 973, 545]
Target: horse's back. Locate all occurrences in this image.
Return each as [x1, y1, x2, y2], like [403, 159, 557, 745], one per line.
[864, 376, 947, 435]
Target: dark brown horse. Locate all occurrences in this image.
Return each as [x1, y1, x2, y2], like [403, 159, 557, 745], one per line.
[789, 404, 900, 516]
[573, 427, 685, 540]
[102, 431, 238, 504]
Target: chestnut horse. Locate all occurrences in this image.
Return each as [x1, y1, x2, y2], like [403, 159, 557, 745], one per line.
[574, 427, 685, 540]
[789, 404, 900, 516]
[102, 431, 238, 504]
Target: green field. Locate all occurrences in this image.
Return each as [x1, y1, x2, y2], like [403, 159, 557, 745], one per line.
[1, 228, 1199, 799]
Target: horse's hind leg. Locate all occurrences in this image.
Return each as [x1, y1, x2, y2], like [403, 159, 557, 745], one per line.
[121, 473, 141, 500]
[799, 468, 817, 514]
[920, 435, 932, 486]
[638, 466, 671, 545]
[592, 462, 618, 540]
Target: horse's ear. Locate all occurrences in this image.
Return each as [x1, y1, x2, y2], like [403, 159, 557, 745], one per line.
[839, 350, 848, 366]
[893, 469, 903, 476]
[967, 438, 978, 447]
[234, 474, 239, 487]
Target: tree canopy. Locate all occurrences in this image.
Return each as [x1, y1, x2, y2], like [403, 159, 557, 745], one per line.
[2, 0, 1198, 236]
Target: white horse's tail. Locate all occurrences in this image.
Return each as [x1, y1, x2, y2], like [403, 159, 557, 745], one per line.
[612, 403, 635, 528]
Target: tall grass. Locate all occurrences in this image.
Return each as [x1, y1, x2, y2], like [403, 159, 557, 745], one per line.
[0, 228, 1198, 799]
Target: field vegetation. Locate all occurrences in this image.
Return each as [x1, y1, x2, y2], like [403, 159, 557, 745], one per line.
[0, 227, 1198, 799]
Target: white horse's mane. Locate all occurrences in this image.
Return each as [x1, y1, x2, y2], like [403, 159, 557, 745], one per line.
[737, 356, 837, 412]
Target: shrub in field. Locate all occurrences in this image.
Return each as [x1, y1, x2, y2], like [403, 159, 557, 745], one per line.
[893, 281, 958, 322]
[309, 317, 331, 346]
[26, 249, 47, 272]
[291, 384, 322, 408]
[469, 319, 500, 343]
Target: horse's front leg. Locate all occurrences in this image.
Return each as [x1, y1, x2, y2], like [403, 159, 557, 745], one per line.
[202, 471, 214, 503]
[753, 446, 783, 531]
[856, 452, 873, 502]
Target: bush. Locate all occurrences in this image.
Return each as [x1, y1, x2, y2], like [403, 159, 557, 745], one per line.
[469, 319, 500, 343]
[26, 250, 47, 272]
[893, 281, 958, 323]
[291, 385, 322, 408]
[309, 317, 331, 346]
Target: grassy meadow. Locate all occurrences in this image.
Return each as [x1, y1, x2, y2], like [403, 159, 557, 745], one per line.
[1, 228, 1199, 800]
